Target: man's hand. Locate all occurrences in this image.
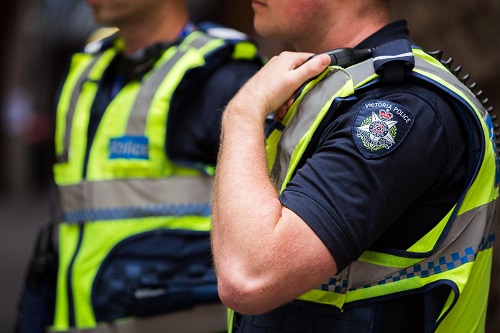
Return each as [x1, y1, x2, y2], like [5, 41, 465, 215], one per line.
[227, 51, 331, 123]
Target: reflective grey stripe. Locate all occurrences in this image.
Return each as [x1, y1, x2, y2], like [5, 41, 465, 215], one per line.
[58, 55, 104, 163]
[48, 303, 227, 333]
[125, 50, 187, 135]
[188, 33, 214, 49]
[59, 176, 213, 223]
[413, 55, 487, 119]
[272, 69, 350, 187]
[125, 34, 216, 135]
[272, 60, 376, 188]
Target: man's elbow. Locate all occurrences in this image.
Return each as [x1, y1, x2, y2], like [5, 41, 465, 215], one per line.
[217, 271, 276, 315]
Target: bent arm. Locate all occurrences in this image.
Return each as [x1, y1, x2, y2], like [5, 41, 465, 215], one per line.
[211, 52, 336, 314]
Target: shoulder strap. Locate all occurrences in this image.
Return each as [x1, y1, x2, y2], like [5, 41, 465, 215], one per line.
[372, 39, 415, 83]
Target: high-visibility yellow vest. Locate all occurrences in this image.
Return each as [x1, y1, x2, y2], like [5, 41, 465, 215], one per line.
[52, 28, 260, 331]
[262, 44, 498, 332]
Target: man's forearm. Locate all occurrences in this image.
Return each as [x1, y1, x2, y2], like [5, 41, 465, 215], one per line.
[211, 96, 284, 295]
[210, 52, 335, 314]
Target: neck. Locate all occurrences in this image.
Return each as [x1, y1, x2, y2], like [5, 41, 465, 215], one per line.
[294, 4, 390, 53]
[119, 3, 189, 55]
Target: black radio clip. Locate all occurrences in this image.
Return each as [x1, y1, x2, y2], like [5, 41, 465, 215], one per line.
[308, 47, 374, 67]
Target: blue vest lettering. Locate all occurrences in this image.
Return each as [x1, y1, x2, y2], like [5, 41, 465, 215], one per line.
[109, 136, 149, 160]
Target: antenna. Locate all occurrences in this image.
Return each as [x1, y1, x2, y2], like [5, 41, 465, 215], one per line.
[428, 50, 499, 152]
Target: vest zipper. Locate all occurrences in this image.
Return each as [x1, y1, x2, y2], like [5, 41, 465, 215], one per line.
[67, 223, 85, 327]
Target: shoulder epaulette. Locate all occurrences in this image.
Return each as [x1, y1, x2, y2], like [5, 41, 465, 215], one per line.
[83, 27, 120, 54]
[197, 21, 251, 43]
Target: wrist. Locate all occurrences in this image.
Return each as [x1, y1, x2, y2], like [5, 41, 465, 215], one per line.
[223, 96, 268, 128]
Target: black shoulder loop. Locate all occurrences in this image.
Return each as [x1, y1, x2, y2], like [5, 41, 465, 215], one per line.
[372, 39, 415, 84]
[83, 30, 120, 55]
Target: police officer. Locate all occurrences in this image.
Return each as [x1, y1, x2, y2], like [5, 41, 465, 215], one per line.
[211, 0, 498, 332]
[17, 0, 263, 332]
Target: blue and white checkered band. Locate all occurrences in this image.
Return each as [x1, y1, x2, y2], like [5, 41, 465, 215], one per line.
[352, 100, 415, 159]
[109, 136, 149, 160]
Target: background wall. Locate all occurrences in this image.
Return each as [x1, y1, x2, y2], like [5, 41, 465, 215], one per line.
[1, 0, 499, 331]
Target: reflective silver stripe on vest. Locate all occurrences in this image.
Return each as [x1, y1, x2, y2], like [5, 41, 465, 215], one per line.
[413, 56, 488, 120]
[126, 34, 215, 135]
[272, 60, 375, 188]
[59, 176, 213, 223]
[188, 33, 214, 49]
[57, 55, 104, 163]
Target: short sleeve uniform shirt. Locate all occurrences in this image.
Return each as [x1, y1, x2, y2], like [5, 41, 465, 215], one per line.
[279, 20, 467, 272]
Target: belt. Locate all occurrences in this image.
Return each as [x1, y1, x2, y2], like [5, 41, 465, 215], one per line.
[50, 303, 227, 333]
[235, 295, 429, 333]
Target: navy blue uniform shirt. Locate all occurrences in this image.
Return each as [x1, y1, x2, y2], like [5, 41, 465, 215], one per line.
[279, 20, 467, 272]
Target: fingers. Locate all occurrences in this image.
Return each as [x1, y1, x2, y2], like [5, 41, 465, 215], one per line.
[267, 52, 330, 102]
[227, 52, 331, 122]
[274, 97, 296, 122]
[270, 53, 330, 121]
[292, 53, 331, 82]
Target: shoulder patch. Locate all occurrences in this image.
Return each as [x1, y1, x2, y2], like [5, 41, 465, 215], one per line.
[352, 100, 415, 159]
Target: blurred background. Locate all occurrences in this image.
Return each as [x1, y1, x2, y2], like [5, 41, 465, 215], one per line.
[0, 0, 499, 331]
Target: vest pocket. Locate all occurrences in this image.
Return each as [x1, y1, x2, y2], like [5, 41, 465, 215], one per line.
[91, 228, 218, 322]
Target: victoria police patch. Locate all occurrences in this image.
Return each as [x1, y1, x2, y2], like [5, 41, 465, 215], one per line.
[352, 100, 415, 159]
